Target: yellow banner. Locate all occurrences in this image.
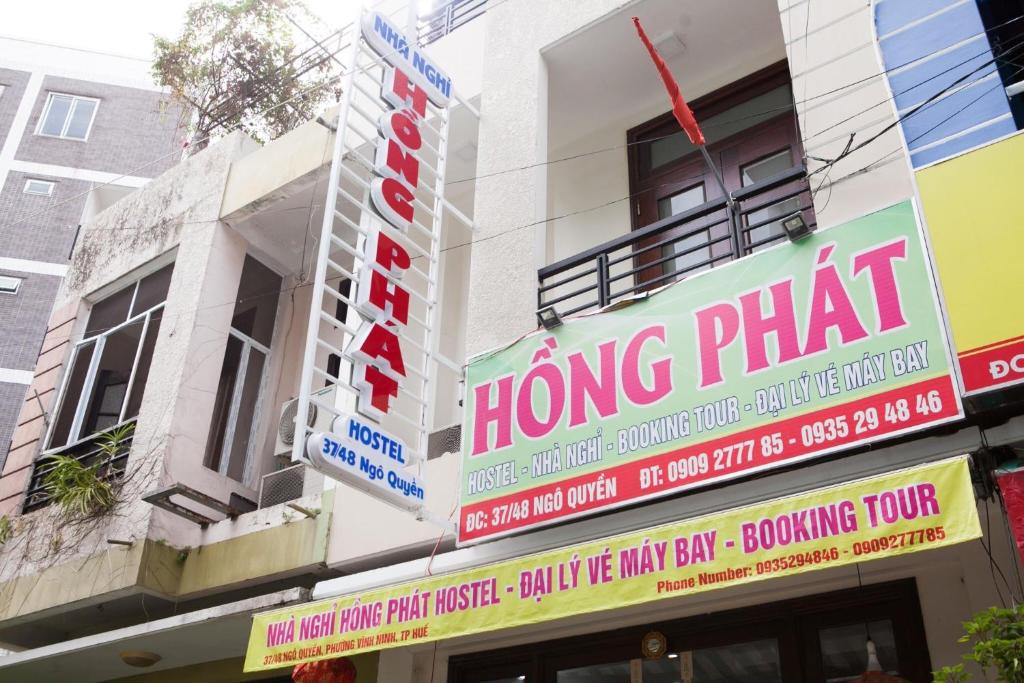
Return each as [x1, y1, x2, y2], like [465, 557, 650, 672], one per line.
[244, 457, 979, 671]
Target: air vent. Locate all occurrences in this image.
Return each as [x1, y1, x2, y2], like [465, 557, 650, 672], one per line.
[428, 424, 461, 459]
[259, 464, 306, 508]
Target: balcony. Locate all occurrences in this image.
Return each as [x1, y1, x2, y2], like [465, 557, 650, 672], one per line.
[418, 0, 487, 46]
[23, 419, 135, 513]
[538, 165, 813, 315]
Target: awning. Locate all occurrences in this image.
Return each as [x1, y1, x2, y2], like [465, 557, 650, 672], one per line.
[0, 588, 306, 681]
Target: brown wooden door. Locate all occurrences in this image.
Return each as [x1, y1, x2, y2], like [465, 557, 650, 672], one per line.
[628, 63, 808, 294]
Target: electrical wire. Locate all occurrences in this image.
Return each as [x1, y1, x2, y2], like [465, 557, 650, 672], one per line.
[808, 39, 1024, 179]
[12, 9, 1024, 236]
[9, 58, 1024, 357]
[3, 0, 520, 233]
[812, 61, 1024, 195]
[6, 11, 1024, 362]
[63, 34, 1024, 240]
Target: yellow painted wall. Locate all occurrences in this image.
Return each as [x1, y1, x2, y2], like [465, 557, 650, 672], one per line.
[916, 133, 1024, 355]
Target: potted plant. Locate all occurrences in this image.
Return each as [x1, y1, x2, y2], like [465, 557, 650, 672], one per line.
[41, 423, 134, 517]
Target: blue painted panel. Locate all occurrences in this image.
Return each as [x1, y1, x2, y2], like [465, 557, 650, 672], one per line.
[909, 117, 1017, 166]
[903, 81, 1011, 148]
[876, 0, 961, 37]
[878, 2, 987, 68]
[889, 37, 996, 109]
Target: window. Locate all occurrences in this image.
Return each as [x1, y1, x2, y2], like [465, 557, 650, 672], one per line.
[204, 255, 282, 484]
[0, 275, 22, 294]
[47, 263, 174, 450]
[627, 63, 812, 290]
[23, 179, 55, 196]
[36, 93, 99, 141]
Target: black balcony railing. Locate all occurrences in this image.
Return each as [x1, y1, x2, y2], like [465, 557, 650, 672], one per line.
[418, 0, 487, 46]
[538, 165, 815, 316]
[22, 420, 136, 513]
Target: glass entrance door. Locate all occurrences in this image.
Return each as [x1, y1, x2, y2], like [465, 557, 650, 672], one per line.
[448, 580, 932, 683]
[556, 638, 783, 683]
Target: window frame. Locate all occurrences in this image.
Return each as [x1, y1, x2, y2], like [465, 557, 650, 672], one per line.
[208, 327, 271, 485]
[44, 260, 175, 453]
[0, 275, 22, 294]
[44, 302, 162, 453]
[35, 92, 101, 142]
[23, 179, 55, 196]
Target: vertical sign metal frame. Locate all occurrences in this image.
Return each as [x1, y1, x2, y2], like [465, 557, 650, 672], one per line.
[291, 7, 462, 533]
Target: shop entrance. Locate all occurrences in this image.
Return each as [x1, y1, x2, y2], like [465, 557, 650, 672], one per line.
[448, 579, 932, 683]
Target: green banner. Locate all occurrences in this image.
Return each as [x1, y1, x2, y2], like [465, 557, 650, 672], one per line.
[459, 201, 961, 543]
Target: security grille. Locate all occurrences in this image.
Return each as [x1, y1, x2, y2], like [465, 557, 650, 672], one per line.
[259, 464, 306, 508]
[427, 423, 461, 459]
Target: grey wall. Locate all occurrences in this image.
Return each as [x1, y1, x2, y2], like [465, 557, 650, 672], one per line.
[0, 383, 28, 470]
[0, 171, 86, 262]
[0, 69, 30, 146]
[16, 76, 185, 175]
[0, 271, 62, 370]
[0, 71, 185, 473]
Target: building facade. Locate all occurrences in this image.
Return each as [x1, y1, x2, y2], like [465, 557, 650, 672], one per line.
[0, 0, 1023, 681]
[0, 37, 185, 470]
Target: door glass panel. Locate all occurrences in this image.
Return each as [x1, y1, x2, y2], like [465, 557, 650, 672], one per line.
[205, 335, 244, 472]
[649, 85, 794, 170]
[557, 660, 630, 682]
[741, 149, 792, 187]
[745, 196, 800, 252]
[661, 640, 782, 683]
[741, 151, 798, 252]
[819, 619, 899, 682]
[557, 639, 782, 683]
[81, 323, 143, 436]
[658, 184, 710, 277]
[232, 255, 282, 347]
[657, 185, 706, 219]
[225, 347, 266, 483]
[49, 341, 95, 447]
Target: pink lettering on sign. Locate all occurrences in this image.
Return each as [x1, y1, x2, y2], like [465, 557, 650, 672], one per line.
[693, 239, 910, 388]
[470, 325, 671, 456]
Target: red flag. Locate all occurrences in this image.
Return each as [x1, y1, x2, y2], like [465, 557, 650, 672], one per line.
[632, 17, 705, 146]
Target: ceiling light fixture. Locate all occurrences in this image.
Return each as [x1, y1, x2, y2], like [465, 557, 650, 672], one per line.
[119, 651, 161, 668]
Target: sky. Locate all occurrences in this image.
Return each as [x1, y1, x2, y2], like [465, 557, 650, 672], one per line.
[0, 0, 362, 60]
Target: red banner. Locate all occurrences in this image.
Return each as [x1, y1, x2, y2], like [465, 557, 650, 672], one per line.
[959, 336, 1024, 394]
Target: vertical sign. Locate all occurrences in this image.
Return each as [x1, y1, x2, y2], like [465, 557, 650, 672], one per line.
[291, 11, 458, 517]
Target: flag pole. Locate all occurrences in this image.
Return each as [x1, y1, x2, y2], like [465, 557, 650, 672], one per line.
[699, 145, 734, 210]
[633, 17, 735, 211]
